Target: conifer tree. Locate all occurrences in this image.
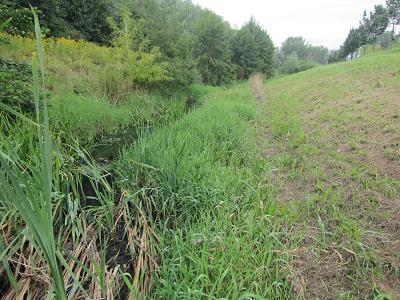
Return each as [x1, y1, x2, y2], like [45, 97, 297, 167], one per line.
[231, 18, 274, 79]
[194, 11, 234, 85]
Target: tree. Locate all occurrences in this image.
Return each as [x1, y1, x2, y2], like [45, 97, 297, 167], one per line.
[63, 0, 113, 44]
[276, 36, 328, 70]
[10, 0, 113, 42]
[360, 5, 389, 44]
[376, 31, 395, 48]
[280, 37, 309, 61]
[386, 0, 400, 33]
[12, 0, 68, 36]
[0, 3, 35, 37]
[108, 2, 140, 52]
[130, 0, 201, 86]
[231, 18, 274, 79]
[194, 10, 234, 85]
[339, 28, 364, 59]
[328, 50, 340, 64]
[308, 46, 329, 64]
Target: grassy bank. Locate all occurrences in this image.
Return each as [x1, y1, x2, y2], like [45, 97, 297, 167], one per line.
[114, 47, 400, 299]
[260, 47, 400, 299]
[0, 32, 209, 150]
[116, 82, 293, 298]
[0, 19, 211, 299]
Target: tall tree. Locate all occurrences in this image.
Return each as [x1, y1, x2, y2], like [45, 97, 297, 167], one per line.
[308, 46, 329, 64]
[11, 0, 113, 42]
[12, 0, 67, 36]
[386, 0, 400, 33]
[360, 5, 389, 44]
[124, 0, 201, 86]
[280, 37, 309, 61]
[231, 18, 274, 79]
[194, 10, 234, 85]
[64, 0, 114, 44]
[339, 28, 364, 59]
[277, 37, 328, 70]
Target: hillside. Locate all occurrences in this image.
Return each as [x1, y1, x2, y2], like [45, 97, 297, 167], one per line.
[258, 47, 400, 298]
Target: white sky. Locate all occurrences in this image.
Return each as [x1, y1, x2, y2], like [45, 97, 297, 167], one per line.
[191, 0, 385, 49]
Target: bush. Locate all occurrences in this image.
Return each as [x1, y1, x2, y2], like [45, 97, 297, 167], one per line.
[360, 44, 384, 56]
[0, 57, 34, 111]
[279, 53, 318, 74]
[376, 31, 395, 49]
[280, 52, 300, 74]
[0, 4, 35, 37]
[299, 60, 318, 72]
[117, 84, 255, 224]
[49, 94, 132, 143]
[0, 35, 171, 103]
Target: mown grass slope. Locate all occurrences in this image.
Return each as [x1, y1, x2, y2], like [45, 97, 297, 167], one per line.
[260, 47, 400, 298]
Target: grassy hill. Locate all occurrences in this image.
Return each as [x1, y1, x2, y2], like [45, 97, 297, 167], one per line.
[258, 47, 400, 298]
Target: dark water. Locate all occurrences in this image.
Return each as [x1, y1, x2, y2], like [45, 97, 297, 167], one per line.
[90, 125, 138, 162]
[79, 125, 138, 207]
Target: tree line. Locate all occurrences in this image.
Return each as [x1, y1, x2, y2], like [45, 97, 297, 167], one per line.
[1, 0, 275, 87]
[334, 0, 400, 61]
[275, 36, 329, 74]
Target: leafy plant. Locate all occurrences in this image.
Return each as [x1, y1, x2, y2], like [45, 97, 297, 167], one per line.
[0, 17, 12, 32]
[0, 4, 35, 37]
[0, 57, 34, 112]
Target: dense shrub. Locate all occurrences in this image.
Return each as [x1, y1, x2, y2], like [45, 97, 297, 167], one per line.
[0, 35, 171, 103]
[0, 4, 36, 37]
[279, 52, 318, 74]
[0, 57, 34, 111]
[376, 31, 395, 49]
[299, 60, 318, 72]
[280, 52, 300, 74]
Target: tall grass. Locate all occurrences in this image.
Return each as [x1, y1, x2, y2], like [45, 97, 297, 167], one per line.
[117, 83, 292, 298]
[0, 7, 216, 300]
[0, 10, 66, 299]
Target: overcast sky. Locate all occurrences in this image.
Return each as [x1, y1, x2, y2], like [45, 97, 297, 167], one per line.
[191, 0, 385, 49]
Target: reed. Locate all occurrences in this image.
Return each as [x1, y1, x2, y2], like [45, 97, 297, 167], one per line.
[0, 10, 66, 299]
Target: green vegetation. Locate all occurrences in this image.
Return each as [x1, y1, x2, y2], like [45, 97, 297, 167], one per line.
[0, 57, 34, 111]
[275, 36, 329, 75]
[0, 3, 34, 37]
[116, 79, 292, 298]
[2, 0, 276, 86]
[336, 0, 400, 61]
[0, 33, 170, 103]
[0, 13, 207, 298]
[261, 47, 400, 298]
[1, 12, 66, 299]
[1, 2, 400, 299]
[231, 18, 275, 79]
